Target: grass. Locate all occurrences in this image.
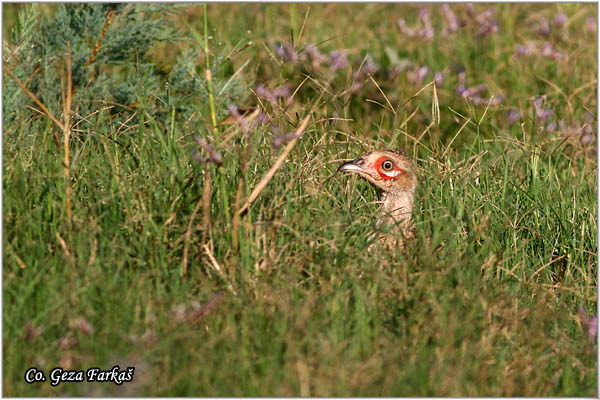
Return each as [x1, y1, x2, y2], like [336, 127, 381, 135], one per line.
[3, 3, 598, 396]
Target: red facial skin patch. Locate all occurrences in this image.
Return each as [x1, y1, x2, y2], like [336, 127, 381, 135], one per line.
[371, 156, 405, 180]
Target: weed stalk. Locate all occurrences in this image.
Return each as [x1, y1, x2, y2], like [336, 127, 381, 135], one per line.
[63, 41, 73, 229]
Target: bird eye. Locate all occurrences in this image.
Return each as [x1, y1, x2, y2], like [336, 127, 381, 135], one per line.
[381, 160, 394, 171]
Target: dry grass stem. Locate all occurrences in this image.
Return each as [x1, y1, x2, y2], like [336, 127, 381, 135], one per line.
[368, 73, 396, 115]
[63, 42, 73, 229]
[203, 243, 237, 296]
[56, 232, 71, 257]
[182, 196, 204, 276]
[238, 114, 311, 215]
[4, 66, 65, 132]
[85, 8, 115, 67]
[441, 117, 471, 159]
[201, 165, 212, 244]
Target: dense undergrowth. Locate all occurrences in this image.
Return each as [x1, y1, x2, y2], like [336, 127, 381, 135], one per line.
[3, 3, 597, 396]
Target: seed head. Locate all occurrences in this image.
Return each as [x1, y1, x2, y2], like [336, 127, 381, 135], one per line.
[554, 13, 567, 27]
[329, 50, 348, 72]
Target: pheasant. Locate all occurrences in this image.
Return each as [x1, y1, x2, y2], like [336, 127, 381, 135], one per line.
[337, 149, 417, 246]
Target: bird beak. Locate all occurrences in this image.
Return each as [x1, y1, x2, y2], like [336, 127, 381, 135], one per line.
[337, 157, 366, 174]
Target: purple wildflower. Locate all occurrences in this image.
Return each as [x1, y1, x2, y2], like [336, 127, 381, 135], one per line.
[419, 9, 435, 40]
[271, 124, 300, 150]
[546, 121, 558, 132]
[397, 18, 418, 37]
[303, 43, 327, 69]
[487, 93, 504, 106]
[408, 65, 429, 85]
[227, 104, 248, 131]
[441, 4, 460, 35]
[514, 42, 537, 58]
[554, 13, 567, 27]
[515, 45, 528, 57]
[270, 124, 280, 137]
[434, 71, 444, 87]
[533, 96, 552, 123]
[275, 44, 285, 58]
[581, 124, 595, 145]
[579, 113, 596, 145]
[465, 3, 475, 18]
[257, 113, 268, 124]
[363, 54, 379, 75]
[540, 42, 553, 57]
[272, 132, 298, 150]
[272, 85, 291, 101]
[469, 93, 503, 106]
[507, 109, 522, 125]
[256, 84, 275, 103]
[456, 69, 467, 95]
[346, 81, 364, 95]
[476, 19, 500, 38]
[539, 109, 552, 122]
[191, 150, 202, 162]
[276, 43, 296, 62]
[589, 315, 598, 339]
[461, 84, 487, 99]
[256, 84, 290, 103]
[420, 28, 435, 41]
[194, 136, 223, 166]
[329, 50, 348, 72]
[586, 17, 597, 32]
[538, 42, 566, 60]
[490, 94, 504, 105]
[533, 96, 544, 112]
[475, 8, 495, 25]
[536, 17, 551, 36]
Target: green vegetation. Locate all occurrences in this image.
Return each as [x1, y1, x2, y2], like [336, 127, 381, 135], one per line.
[3, 3, 597, 396]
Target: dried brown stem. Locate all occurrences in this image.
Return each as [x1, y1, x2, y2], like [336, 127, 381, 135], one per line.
[4, 65, 65, 132]
[237, 115, 311, 215]
[201, 165, 213, 243]
[63, 42, 73, 228]
[85, 8, 115, 67]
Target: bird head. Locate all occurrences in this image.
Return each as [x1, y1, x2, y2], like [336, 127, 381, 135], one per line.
[337, 149, 416, 194]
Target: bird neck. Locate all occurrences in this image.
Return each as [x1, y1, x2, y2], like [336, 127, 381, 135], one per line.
[379, 187, 415, 228]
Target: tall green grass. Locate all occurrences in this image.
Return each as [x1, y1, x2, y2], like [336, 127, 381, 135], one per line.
[3, 3, 597, 396]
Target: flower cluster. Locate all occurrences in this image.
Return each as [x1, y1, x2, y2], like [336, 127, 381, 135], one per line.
[256, 84, 291, 104]
[514, 41, 566, 61]
[533, 96, 552, 123]
[547, 113, 595, 145]
[397, 4, 500, 41]
[270, 124, 301, 150]
[456, 67, 503, 105]
[275, 42, 352, 75]
[532, 13, 571, 38]
[193, 136, 223, 166]
[397, 8, 436, 40]
[516, 96, 597, 146]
